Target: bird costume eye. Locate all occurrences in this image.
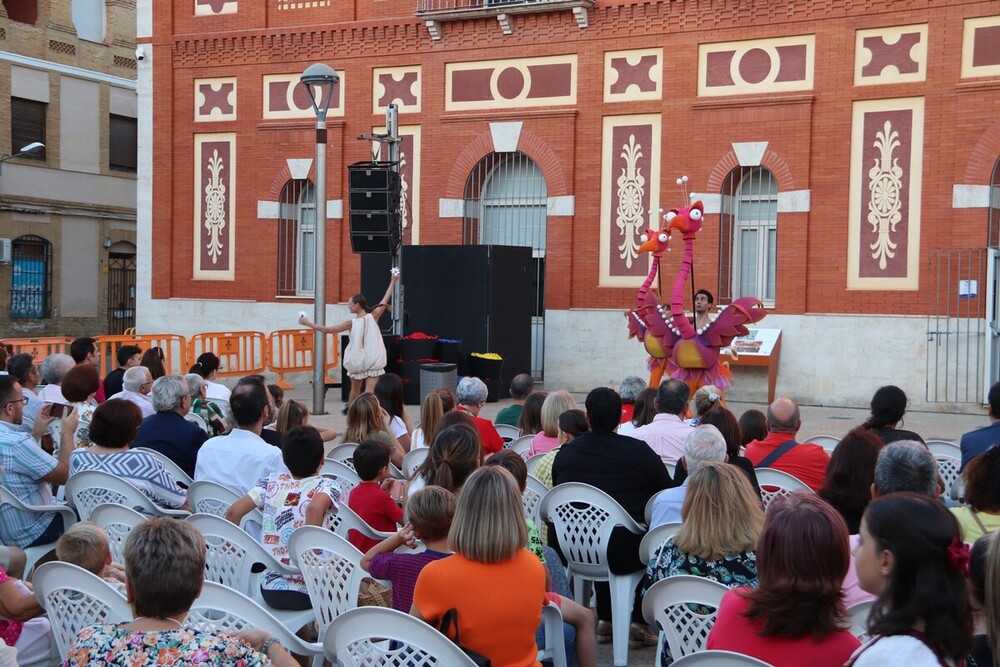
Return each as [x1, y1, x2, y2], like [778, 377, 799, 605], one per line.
[689, 209, 703, 221]
[640, 233, 649, 243]
[658, 233, 669, 243]
[665, 211, 677, 222]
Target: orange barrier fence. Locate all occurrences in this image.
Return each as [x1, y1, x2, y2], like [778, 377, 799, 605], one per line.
[267, 329, 341, 388]
[4, 337, 74, 367]
[188, 331, 267, 379]
[5, 331, 341, 390]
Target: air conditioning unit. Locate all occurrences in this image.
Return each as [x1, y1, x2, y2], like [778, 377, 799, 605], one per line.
[0, 239, 11, 264]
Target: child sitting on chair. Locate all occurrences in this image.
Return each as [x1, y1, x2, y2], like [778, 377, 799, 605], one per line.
[0, 559, 54, 664]
[360, 486, 455, 614]
[226, 425, 341, 612]
[55, 521, 127, 592]
[485, 449, 598, 667]
[347, 439, 405, 552]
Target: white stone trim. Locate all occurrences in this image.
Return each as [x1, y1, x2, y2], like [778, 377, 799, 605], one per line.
[546, 195, 574, 216]
[137, 0, 153, 39]
[952, 184, 992, 208]
[690, 193, 722, 214]
[732, 141, 768, 167]
[326, 200, 343, 219]
[257, 201, 280, 219]
[439, 198, 465, 218]
[777, 189, 811, 212]
[0, 51, 136, 89]
[490, 121, 523, 152]
[286, 158, 313, 180]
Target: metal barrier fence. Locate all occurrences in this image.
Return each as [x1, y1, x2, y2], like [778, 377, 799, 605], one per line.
[4, 330, 336, 390]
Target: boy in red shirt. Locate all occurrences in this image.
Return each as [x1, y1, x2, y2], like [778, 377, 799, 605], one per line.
[347, 439, 404, 552]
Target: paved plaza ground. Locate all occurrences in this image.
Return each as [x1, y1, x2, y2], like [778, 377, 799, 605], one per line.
[288, 384, 986, 667]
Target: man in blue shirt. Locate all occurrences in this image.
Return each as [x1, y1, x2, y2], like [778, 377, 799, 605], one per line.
[960, 382, 1000, 471]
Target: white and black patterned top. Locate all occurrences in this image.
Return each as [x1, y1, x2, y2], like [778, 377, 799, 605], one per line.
[69, 450, 186, 509]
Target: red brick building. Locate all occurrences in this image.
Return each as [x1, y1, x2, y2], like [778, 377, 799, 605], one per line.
[138, 0, 1000, 408]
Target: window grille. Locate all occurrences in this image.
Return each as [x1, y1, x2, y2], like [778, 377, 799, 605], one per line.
[989, 157, 1000, 249]
[10, 235, 51, 318]
[718, 166, 778, 307]
[276, 179, 316, 297]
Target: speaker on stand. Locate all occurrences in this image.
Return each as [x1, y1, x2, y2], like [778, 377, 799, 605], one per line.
[348, 162, 401, 254]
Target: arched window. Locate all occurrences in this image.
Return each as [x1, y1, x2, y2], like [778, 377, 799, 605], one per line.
[276, 179, 316, 297]
[10, 235, 51, 318]
[719, 166, 778, 307]
[989, 157, 1000, 248]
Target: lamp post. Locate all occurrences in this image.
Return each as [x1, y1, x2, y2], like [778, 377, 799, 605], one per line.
[301, 63, 340, 416]
[0, 142, 45, 175]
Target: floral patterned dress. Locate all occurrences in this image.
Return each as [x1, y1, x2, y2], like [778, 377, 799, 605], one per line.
[60, 624, 270, 666]
[642, 537, 758, 596]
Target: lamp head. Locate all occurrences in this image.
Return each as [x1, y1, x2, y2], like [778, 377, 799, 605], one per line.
[17, 142, 45, 155]
[300, 63, 339, 119]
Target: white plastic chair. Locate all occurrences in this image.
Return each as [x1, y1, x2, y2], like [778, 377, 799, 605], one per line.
[185, 513, 315, 634]
[183, 411, 210, 433]
[846, 599, 874, 642]
[133, 446, 195, 487]
[403, 447, 429, 478]
[523, 474, 548, 529]
[327, 443, 359, 471]
[525, 453, 549, 479]
[754, 467, 812, 510]
[187, 581, 323, 665]
[644, 488, 672, 525]
[320, 459, 362, 498]
[495, 423, 521, 440]
[64, 470, 190, 521]
[538, 601, 569, 667]
[186, 479, 239, 516]
[804, 434, 841, 454]
[928, 440, 962, 499]
[323, 606, 479, 666]
[32, 561, 132, 660]
[507, 434, 533, 456]
[669, 650, 773, 666]
[641, 574, 730, 663]
[0, 484, 77, 575]
[540, 482, 646, 667]
[287, 526, 367, 637]
[326, 503, 396, 546]
[89, 503, 147, 564]
[640, 522, 683, 565]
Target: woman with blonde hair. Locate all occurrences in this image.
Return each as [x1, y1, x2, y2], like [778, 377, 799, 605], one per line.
[412, 466, 547, 666]
[528, 390, 579, 457]
[688, 384, 724, 425]
[274, 399, 338, 442]
[410, 389, 452, 450]
[643, 461, 763, 594]
[342, 393, 404, 467]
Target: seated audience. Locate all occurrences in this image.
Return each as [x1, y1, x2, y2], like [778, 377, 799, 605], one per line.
[528, 390, 579, 457]
[412, 466, 547, 666]
[60, 363, 101, 449]
[618, 376, 646, 425]
[69, 337, 105, 404]
[552, 386, 673, 647]
[455, 377, 504, 455]
[374, 373, 413, 452]
[686, 384, 724, 426]
[55, 522, 126, 589]
[0, 375, 77, 549]
[361, 486, 456, 614]
[274, 399, 337, 443]
[961, 381, 1000, 471]
[407, 425, 482, 498]
[266, 384, 284, 412]
[226, 426, 340, 611]
[139, 346, 166, 381]
[0, 557, 53, 665]
[632, 379, 693, 465]
[342, 393, 405, 468]
[817, 427, 884, 534]
[187, 352, 230, 402]
[36, 354, 73, 405]
[69, 399, 186, 509]
[850, 493, 971, 665]
[649, 425, 727, 528]
[496, 373, 534, 427]
[195, 379, 287, 495]
[102, 345, 142, 399]
[952, 445, 1000, 541]
[860, 384, 924, 444]
[348, 440, 404, 553]
[744, 397, 830, 492]
[109, 366, 155, 419]
[738, 408, 768, 448]
[182, 372, 227, 436]
[686, 405, 761, 497]
[131, 375, 208, 479]
[517, 391, 547, 436]
[643, 461, 763, 595]
[61, 518, 297, 666]
[707, 493, 860, 666]
[618, 387, 656, 437]
[968, 530, 1000, 667]
[5, 354, 44, 438]
[411, 389, 451, 450]
[533, 409, 588, 488]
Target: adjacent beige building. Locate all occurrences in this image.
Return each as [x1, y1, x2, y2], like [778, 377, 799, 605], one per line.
[0, 1, 137, 337]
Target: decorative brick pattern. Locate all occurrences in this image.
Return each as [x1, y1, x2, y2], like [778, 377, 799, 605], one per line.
[962, 15, 1000, 79]
[195, 0, 236, 16]
[263, 72, 344, 120]
[373, 67, 421, 114]
[445, 55, 576, 111]
[855, 24, 927, 86]
[195, 78, 237, 122]
[699, 35, 814, 96]
[605, 48, 662, 103]
[193, 133, 236, 281]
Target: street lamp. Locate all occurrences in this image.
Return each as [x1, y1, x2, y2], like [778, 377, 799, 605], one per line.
[0, 142, 45, 175]
[300, 63, 340, 416]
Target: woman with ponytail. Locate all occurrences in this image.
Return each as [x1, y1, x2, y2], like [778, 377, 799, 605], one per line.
[407, 425, 481, 499]
[860, 385, 924, 444]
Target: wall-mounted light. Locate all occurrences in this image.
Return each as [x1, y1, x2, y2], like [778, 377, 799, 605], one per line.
[103, 236, 112, 249]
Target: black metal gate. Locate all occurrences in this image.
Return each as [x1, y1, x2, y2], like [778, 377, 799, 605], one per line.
[107, 253, 136, 334]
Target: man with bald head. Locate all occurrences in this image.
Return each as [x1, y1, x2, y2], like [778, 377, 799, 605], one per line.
[743, 397, 829, 491]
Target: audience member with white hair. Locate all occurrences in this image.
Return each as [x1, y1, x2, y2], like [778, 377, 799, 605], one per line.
[183, 373, 227, 436]
[455, 376, 504, 455]
[648, 424, 728, 528]
[129, 375, 208, 478]
[36, 353, 74, 404]
[109, 366, 155, 418]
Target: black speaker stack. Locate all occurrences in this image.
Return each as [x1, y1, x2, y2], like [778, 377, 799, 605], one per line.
[348, 161, 401, 254]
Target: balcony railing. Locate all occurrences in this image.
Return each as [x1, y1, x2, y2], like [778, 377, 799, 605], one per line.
[416, 0, 596, 39]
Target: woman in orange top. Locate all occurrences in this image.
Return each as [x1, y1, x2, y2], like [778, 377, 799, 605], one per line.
[411, 466, 547, 666]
